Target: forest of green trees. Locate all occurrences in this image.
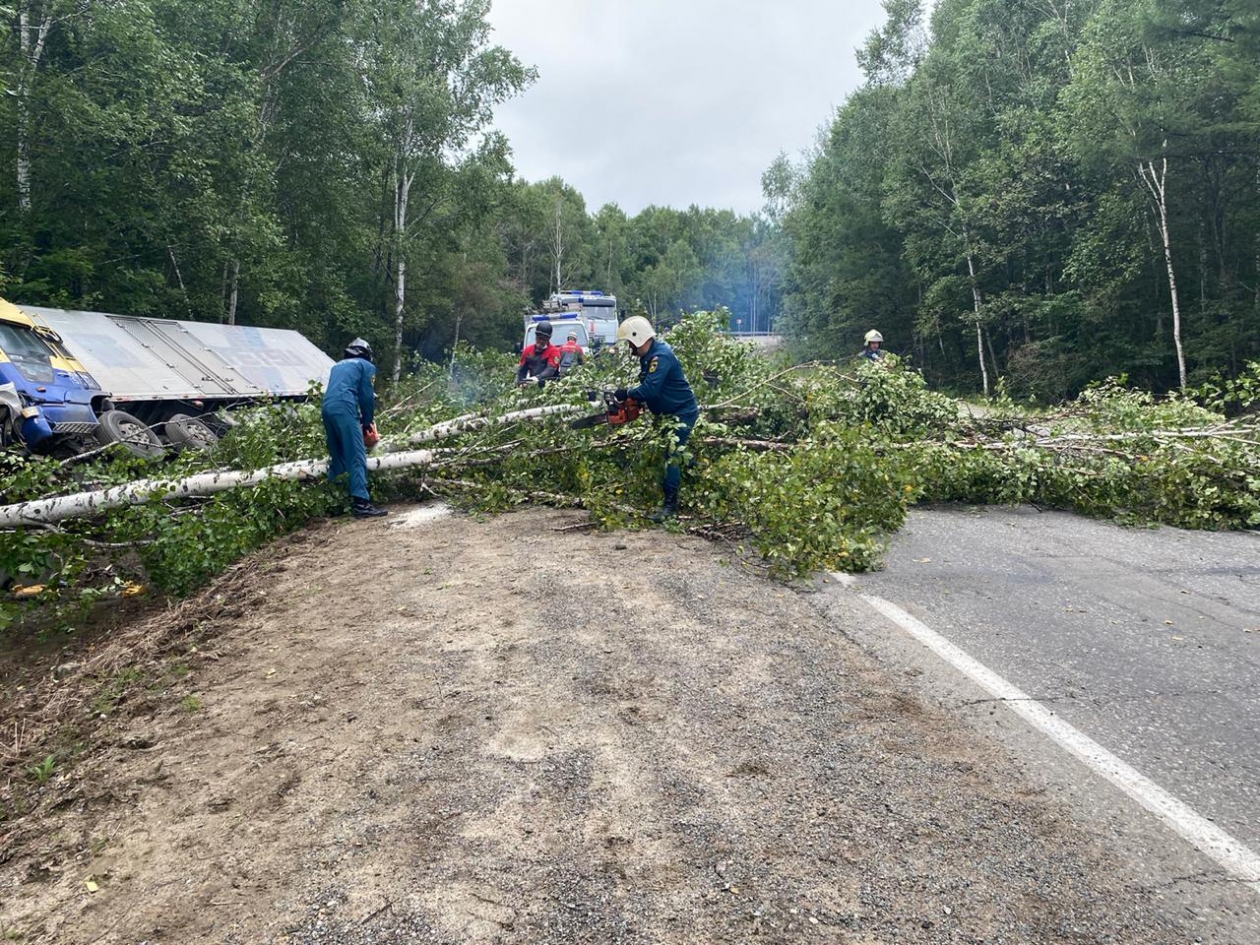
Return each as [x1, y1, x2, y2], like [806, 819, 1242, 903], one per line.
[3, 0, 1258, 397]
[0, 0, 780, 381]
[779, 0, 1260, 396]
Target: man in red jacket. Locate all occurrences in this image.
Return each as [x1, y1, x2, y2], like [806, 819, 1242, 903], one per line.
[516, 320, 561, 387]
[556, 329, 585, 377]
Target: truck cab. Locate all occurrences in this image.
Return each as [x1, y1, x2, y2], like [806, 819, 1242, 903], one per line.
[0, 299, 103, 452]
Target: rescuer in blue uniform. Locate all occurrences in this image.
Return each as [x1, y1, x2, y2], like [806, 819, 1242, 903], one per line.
[322, 338, 387, 518]
[614, 315, 699, 521]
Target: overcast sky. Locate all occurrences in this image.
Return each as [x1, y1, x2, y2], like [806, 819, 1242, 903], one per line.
[485, 1, 888, 216]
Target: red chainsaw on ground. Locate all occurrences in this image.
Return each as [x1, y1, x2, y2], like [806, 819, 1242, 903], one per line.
[571, 390, 642, 429]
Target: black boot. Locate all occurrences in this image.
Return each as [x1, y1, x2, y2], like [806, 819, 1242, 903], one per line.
[351, 497, 388, 518]
[649, 486, 679, 523]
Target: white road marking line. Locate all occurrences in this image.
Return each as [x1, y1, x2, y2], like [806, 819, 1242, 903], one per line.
[830, 573, 1260, 896]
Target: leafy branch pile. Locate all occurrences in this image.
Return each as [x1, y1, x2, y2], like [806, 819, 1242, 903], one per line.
[3, 312, 1258, 635]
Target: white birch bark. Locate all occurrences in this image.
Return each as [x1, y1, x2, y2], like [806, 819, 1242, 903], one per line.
[392, 117, 415, 385]
[551, 196, 565, 293]
[965, 251, 990, 398]
[1138, 148, 1187, 388]
[16, 5, 54, 214]
[382, 404, 582, 452]
[227, 258, 240, 326]
[0, 405, 583, 527]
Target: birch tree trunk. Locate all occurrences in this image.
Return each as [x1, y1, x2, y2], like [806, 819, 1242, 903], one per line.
[391, 128, 414, 385]
[15, 6, 53, 214]
[551, 196, 565, 293]
[0, 405, 584, 527]
[226, 259, 240, 325]
[965, 248, 990, 398]
[1139, 149, 1187, 388]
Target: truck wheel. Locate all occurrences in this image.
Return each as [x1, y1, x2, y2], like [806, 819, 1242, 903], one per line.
[165, 413, 218, 451]
[96, 410, 165, 459]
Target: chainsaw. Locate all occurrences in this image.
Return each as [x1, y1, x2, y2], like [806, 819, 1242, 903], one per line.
[571, 390, 642, 429]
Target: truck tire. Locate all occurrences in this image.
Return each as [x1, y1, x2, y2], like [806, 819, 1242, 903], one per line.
[165, 413, 218, 451]
[96, 409, 165, 459]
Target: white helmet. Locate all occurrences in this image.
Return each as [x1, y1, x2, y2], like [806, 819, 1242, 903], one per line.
[864, 329, 883, 344]
[617, 315, 656, 347]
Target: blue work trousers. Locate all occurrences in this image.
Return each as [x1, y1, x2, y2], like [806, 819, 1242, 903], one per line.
[663, 406, 700, 494]
[322, 406, 369, 501]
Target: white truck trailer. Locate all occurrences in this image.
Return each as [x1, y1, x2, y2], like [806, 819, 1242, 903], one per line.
[0, 298, 333, 458]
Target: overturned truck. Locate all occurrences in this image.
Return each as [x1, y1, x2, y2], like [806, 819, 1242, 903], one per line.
[0, 299, 333, 458]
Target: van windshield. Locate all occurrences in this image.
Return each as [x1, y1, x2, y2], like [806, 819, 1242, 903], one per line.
[0, 322, 55, 383]
[526, 323, 589, 348]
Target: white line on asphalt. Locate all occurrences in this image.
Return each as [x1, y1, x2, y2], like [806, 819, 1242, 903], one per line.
[830, 573, 1260, 896]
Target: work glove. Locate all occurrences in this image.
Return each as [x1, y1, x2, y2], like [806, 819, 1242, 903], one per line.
[612, 388, 629, 403]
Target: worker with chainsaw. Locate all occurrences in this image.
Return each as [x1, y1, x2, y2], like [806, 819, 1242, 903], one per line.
[614, 315, 699, 521]
[556, 329, 585, 377]
[858, 329, 884, 361]
[516, 319, 562, 387]
[322, 338, 387, 518]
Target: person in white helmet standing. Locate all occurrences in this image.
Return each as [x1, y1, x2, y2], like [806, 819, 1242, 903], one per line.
[859, 329, 884, 362]
[612, 315, 699, 521]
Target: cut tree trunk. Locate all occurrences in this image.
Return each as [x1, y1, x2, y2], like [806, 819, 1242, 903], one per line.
[0, 405, 583, 528]
[382, 404, 582, 452]
[0, 451, 440, 528]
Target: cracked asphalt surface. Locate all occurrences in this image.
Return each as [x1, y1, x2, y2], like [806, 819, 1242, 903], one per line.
[821, 505, 1260, 943]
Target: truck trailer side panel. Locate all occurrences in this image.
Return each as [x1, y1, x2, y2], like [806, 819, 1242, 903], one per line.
[18, 306, 332, 402]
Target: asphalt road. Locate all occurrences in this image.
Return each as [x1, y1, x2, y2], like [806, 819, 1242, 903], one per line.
[818, 506, 1260, 942]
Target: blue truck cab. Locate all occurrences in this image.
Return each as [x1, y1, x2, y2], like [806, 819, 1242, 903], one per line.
[0, 298, 103, 453]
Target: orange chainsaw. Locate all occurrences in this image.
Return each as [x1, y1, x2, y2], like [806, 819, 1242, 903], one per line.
[571, 390, 642, 429]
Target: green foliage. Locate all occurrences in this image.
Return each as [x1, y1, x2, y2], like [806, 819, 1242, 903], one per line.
[693, 431, 911, 576]
[25, 755, 56, 785]
[3, 313, 1258, 635]
[777, 0, 1260, 397]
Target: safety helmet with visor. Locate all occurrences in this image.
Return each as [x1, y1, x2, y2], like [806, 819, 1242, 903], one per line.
[617, 315, 656, 350]
[345, 338, 374, 362]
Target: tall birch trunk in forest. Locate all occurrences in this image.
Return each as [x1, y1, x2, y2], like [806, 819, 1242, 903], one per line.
[550, 197, 565, 294]
[392, 128, 415, 385]
[965, 249, 990, 398]
[1138, 146, 1186, 388]
[15, 4, 54, 214]
[921, 83, 990, 396]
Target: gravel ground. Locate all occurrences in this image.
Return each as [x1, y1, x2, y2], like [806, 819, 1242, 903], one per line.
[0, 506, 1197, 943]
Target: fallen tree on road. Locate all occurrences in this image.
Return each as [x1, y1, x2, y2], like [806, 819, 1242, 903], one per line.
[2, 311, 1257, 633]
[0, 405, 582, 528]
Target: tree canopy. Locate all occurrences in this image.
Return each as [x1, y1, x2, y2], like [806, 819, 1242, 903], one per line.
[777, 0, 1260, 396]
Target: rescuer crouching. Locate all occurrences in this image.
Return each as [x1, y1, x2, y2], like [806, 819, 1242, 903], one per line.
[322, 338, 387, 518]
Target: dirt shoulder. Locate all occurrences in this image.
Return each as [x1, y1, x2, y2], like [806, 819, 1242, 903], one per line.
[1, 506, 1189, 943]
